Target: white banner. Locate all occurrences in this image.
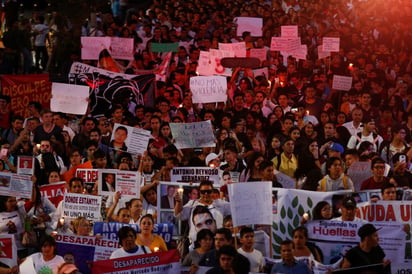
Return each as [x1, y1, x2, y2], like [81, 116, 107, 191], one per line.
[281, 25, 298, 38]
[190, 76, 227, 103]
[0, 172, 32, 199]
[62, 193, 102, 221]
[110, 123, 151, 155]
[98, 169, 141, 200]
[249, 48, 267, 61]
[332, 75, 353, 91]
[235, 17, 263, 37]
[80, 37, 111, 60]
[322, 37, 340, 52]
[209, 49, 234, 76]
[171, 167, 220, 185]
[219, 42, 246, 58]
[170, 121, 215, 149]
[51, 82, 89, 115]
[109, 37, 134, 60]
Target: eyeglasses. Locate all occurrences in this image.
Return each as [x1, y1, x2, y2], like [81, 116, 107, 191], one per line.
[200, 189, 212, 195]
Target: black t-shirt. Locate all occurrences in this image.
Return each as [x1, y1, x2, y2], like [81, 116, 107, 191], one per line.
[345, 245, 385, 273]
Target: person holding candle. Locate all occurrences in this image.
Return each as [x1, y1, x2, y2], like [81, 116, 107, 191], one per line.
[135, 214, 167, 252]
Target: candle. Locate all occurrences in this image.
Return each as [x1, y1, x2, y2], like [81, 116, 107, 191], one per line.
[178, 188, 184, 200]
[154, 247, 159, 252]
[303, 213, 309, 221]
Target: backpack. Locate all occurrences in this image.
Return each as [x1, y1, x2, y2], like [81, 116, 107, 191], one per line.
[354, 132, 380, 149]
[319, 175, 348, 191]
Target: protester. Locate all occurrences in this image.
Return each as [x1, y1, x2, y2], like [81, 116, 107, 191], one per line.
[135, 214, 168, 252]
[110, 226, 151, 259]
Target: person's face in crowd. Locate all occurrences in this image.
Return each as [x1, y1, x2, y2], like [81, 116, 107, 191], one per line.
[199, 184, 214, 204]
[382, 187, 396, 201]
[341, 205, 356, 221]
[219, 253, 234, 272]
[328, 159, 343, 179]
[320, 112, 329, 124]
[283, 119, 294, 133]
[203, 112, 214, 121]
[98, 119, 109, 134]
[394, 129, 407, 141]
[12, 119, 23, 131]
[130, 199, 143, 216]
[94, 157, 107, 169]
[199, 233, 214, 251]
[121, 231, 137, 251]
[89, 131, 100, 142]
[70, 151, 82, 166]
[351, 109, 363, 123]
[159, 101, 170, 114]
[366, 232, 380, 247]
[150, 118, 161, 131]
[0, 99, 9, 110]
[360, 93, 371, 105]
[41, 242, 55, 258]
[83, 120, 95, 133]
[262, 166, 275, 181]
[223, 149, 236, 163]
[337, 113, 347, 124]
[140, 216, 154, 234]
[271, 137, 281, 149]
[40, 140, 52, 153]
[280, 243, 294, 264]
[254, 157, 264, 169]
[42, 112, 53, 125]
[244, 92, 254, 104]
[188, 188, 199, 200]
[282, 140, 295, 154]
[5, 197, 17, 212]
[290, 129, 300, 141]
[277, 95, 288, 108]
[145, 189, 157, 205]
[222, 174, 232, 185]
[221, 116, 231, 129]
[48, 171, 60, 183]
[303, 123, 314, 136]
[76, 219, 91, 236]
[62, 131, 70, 143]
[26, 119, 39, 132]
[324, 123, 335, 138]
[52, 115, 64, 127]
[70, 180, 83, 194]
[234, 95, 244, 108]
[293, 230, 307, 249]
[372, 162, 385, 179]
[321, 204, 332, 219]
[63, 253, 75, 264]
[105, 174, 115, 185]
[239, 80, 249, 91]
[112, 108, 124, 121]
[344, 154, 358, 168]
[118, 209, 131, 224]
[114, 128, 128, 144]
[255, 92, 264, 103]
[215, 233, 231, 250]
[135, 108, 145, 120]
[142, 156, 153, 169]
[161, 125, 171, 138]
[240, 232, 255, 249]
[305, 87, 316, 99]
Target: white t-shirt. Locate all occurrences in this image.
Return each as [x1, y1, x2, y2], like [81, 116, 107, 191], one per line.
[31, 252, 65, 274]
[237, 248, 263, 272]
[110, 245, 151, 259]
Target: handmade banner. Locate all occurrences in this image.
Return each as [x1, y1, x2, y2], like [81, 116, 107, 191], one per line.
[190, 76, 227, 103]
[253, 67, 269, 78]
[17, 156, 34, 175]
[249, 48, 267, 61]
[110, 37, 134, 60]
[270, 37, 289, 51]
[51, 82, 90, 115]
[0, 172, 32, 198]
[292, 44, 307, 60]
[322, 37, 340, 52]
[196, 51, 214, 76]
[39, 181, 65, 208]
[332, 75, 353, 91]
[281, 25, 298, 38]
[209, 49, 233, 76]
[0, 235, 17, 268]
[68, 62, 155, 116]
[110, 123, 151, 155]
[151, 43, 179, 53]
[55, 234, 120, 274]
[218, 42, 247, 58]
[93, 222, 173, 244]
[76, 168, 98, 194]
[97, 169, 141, 200]
[228, 181, 272, 226]
[235, 17, 263, 37]
[0, 74, 51, 117]
[317, 45, 330, 59]
[80, 37, 111, 60]
[169, 120, 215, 149]
[91, 249, 180, 274]
[306, 220, 405, 264]
[170, 167, 220, 185]
[62, 193, 102, 221]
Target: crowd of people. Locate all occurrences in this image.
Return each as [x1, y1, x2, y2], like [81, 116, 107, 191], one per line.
[0, 0, 411, 273]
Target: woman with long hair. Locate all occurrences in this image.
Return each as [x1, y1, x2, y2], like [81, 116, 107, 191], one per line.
[239, 152, 264, 182]
[135, 214, 168, 252]
[182, 229, 214, 267]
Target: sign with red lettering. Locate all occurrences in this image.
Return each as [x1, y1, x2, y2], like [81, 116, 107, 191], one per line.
[39, 181, 66, 207]
[0, 235, 17, 268]
[91, 249, 180, 274]
[76, 168, 99, 194]
[0, 74, 51, 117]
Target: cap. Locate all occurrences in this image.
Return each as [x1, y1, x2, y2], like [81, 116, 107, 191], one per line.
[205, 153, 219, 165]
[358, 224, 381, 238]
[342, 196, 357, 208]
[59, 263, 79, 274]
[329, 142, 344, 154]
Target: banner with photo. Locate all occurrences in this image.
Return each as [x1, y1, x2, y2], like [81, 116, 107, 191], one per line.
[17, 156, 34, 175]
[97, 169, 141, 200]
[93, 222, 173, 244]
[55, 234, 120, 274]
[110, 123, 151, 155]
[0, 74, 51, 117]
[91, 249, 180, 274]
[76, 168, 98, 194]
[0, 172, 32, 198]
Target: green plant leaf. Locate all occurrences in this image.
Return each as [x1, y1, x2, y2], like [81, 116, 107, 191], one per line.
[272, 222, 278, 230]
[293, 215, 300, 227]
[307, 197, 313, 208]
[280, 207, 286, 218]
[273, 233, 283, 244]
[292, 196, 299, 208]
[287, 223, 294, 237]
[287, 207, 293, 219]
[298, 205, 305, 216]
[280, 222, 286, 234]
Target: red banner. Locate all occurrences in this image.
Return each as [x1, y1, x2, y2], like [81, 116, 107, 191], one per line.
[39, 181, 66, 207]
[91, 249, 180, 274]
[0, 74, 51, 117]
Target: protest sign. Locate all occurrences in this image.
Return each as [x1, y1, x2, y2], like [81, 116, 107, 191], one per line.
[306, 220, 405, 264]
[287, 38, 301, 53]
[80, 37, 111, 60]
[196, 51, 214, 76]
[317, 45, 330, 59]
[67, 62, 155, 116]
[270, 37, 289, 51]
[281, 25, 298, 38]
[171, 167, 220, 185]
[150, 42, 179, 53]
[219, 42, 246, 58]
[93, 222, 173, 244]
[253, 67, 269, 78]
[0, 173, 32, 199]
[292, 44, 307, 60]
[109, 37, 134, 60]
[51, 82, 89, 115]
[249, 48, 267, 61]
[98, 169, 141, 200]
[170, 120, 215, 149]
[62, 193, 102, 221]
[228, 181, 272, 226]
[322, 37, 340, 52]
[347, 162, 372, 191]
[209, 49, 233, 76]
[55, 234, 120, 274]
[39, 182, 65, 208]
[0, 235, 17, 268]
[0, 74, 51, 117]
[76, 168, 98, 194]
[17, 156, 34, 175]
[110, 123, 151, 155]
[190, 76, 227, 103]
[235, 17, 263, 37]
[91, 249, 180, 274]
[332, 75, 353, 91]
